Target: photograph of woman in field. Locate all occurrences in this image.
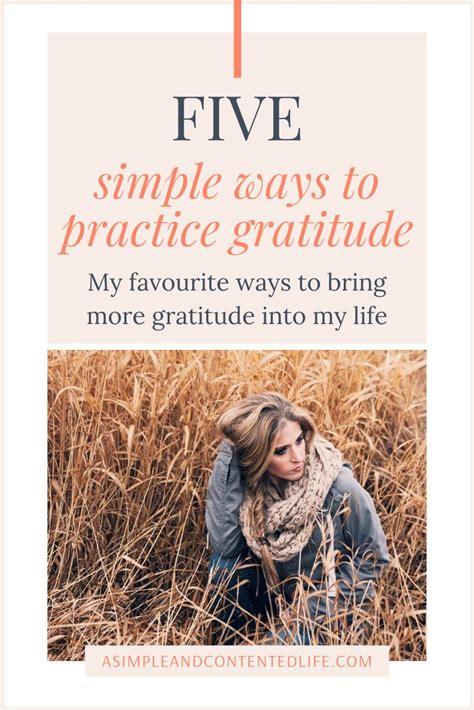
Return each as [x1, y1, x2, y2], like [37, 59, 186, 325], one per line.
[47, 350, 426, 660]
[206, 393, 389, 645]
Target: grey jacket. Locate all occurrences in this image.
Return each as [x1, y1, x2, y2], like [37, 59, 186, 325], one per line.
[206, 440, 389, 610]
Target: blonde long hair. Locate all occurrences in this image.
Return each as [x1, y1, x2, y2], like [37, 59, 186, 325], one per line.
[217, 393, 316, 586]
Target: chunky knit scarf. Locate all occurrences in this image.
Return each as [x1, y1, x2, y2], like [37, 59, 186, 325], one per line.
[239, 436, 343, 563]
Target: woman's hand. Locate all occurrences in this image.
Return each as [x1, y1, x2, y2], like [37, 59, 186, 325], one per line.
[279, 607, 293, 625]
[275, 594, 294, 626]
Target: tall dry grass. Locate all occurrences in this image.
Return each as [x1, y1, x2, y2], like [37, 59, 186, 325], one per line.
[48, 350, 426, 660]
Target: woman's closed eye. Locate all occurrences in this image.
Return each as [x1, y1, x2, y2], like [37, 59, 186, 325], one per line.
[274, 432, 305, 456]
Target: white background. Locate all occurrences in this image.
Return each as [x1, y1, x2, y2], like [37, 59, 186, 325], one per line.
[4, 3, 471, 708]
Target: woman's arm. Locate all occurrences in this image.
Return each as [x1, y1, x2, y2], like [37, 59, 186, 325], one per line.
[336, 470, 389, 606]
[205, 440, 247, 558]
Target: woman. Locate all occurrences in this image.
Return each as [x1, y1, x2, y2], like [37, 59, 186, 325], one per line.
[205, 393, 389, 644]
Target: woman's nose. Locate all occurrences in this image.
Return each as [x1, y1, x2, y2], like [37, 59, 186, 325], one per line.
[290, 446, 304, 462]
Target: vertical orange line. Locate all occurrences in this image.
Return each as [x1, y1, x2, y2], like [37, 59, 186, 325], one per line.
[234, 0, 242, 78]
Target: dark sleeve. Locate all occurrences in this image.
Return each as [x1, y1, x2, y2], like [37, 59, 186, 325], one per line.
[338, 473, 390, 606]
[205, 440, 247, 558]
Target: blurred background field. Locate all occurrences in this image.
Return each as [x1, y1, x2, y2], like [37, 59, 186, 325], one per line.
[48, 349, 426, 660]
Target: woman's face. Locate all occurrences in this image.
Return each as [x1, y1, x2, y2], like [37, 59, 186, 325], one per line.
[266, 419, 306, 483]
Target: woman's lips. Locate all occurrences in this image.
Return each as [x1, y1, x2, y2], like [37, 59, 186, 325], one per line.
[290, 463, 304, 473]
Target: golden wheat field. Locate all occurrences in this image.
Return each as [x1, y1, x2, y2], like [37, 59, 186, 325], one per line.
[48, 349, 426, 660]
